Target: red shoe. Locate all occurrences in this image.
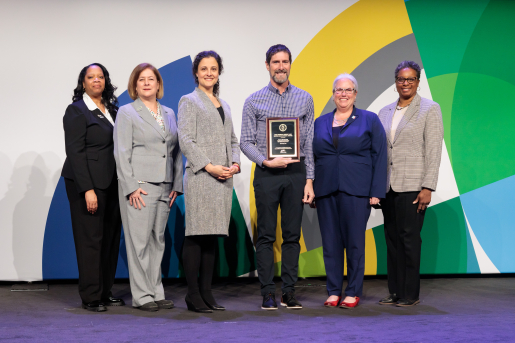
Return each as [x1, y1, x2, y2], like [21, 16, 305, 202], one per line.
[324, 296, 341, 307]
[339, 296, 360, 309]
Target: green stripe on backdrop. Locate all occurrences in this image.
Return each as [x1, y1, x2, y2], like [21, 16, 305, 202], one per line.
[372, 225, 388, 275]
[405, 0, 490, 78]
[216, 189, 257, 277]
[406, 0, 515, 194]
[372, 197, 468, 275]
[451, 73, 515, 194]
[420, 197, 468, 274]
[427, 73, 458, 165]
[274, 247, 327, 278]
[298, 247, 326, 277]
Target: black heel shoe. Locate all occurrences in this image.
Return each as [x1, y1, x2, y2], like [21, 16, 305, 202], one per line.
[185, 295, 212, 313]
[201, 295, 225, 311]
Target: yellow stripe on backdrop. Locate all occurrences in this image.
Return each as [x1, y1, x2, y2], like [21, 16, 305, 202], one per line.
[249, 0, 413, 275]
[290, 0, 413, 118]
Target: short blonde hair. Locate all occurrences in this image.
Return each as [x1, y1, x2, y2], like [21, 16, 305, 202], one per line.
[128, 63, 164, 100]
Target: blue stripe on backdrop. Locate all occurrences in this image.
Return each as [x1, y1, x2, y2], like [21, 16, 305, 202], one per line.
[42, 56, 195, 279]
[460, 174, 515, 273]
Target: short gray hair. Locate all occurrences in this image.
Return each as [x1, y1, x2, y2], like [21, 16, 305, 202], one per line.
[333, 73, 358, 93]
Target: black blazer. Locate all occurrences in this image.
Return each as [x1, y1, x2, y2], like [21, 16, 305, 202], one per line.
[61, 100, 116, 193]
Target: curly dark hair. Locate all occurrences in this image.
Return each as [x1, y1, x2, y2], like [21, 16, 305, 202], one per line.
[394, 60, 421, 80]
[266, 44, 292, 65]
[192, 51, 224, 97]
[72, 63, 119, 120]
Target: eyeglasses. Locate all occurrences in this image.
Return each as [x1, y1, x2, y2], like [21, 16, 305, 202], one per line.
[334, 88, 355, 95]
[396, 77, 418, 84]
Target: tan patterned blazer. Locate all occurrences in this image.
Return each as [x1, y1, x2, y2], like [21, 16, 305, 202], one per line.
[378, 94, 444, 193]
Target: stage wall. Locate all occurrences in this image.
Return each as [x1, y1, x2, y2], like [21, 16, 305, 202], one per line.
[1, 0, 514, 281]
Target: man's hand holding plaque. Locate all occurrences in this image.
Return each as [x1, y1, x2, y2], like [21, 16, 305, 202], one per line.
[263, 157, 295, 168]
[265, 118, 300, 168]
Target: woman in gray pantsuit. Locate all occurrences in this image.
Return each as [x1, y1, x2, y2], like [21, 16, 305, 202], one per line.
[114, 63, 183, 312]
[178, 51, 240, 313]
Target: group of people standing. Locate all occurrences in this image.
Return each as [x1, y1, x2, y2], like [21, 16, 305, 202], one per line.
[61, 44, 443, 313]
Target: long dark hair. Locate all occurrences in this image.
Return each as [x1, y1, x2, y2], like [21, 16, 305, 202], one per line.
[72, 63, 119, 120]
[192, 51, 224, 97]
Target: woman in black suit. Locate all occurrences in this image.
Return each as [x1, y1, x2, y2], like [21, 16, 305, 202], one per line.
[61, 63, 123, 312]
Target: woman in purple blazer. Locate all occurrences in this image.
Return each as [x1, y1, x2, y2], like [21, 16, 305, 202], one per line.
[313, 74, 387, 308]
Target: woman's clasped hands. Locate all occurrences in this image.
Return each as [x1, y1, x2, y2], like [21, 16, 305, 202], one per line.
[205, 163, 239, 180]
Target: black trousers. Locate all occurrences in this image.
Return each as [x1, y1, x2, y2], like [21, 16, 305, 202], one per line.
[253, 160, 305, 296]
[65, 177, 122, 304]
[382, 188, 425, 300]
[182, 235, 218, 306]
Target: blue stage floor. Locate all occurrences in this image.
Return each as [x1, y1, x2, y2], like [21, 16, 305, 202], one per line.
[1, 277, 514, 342]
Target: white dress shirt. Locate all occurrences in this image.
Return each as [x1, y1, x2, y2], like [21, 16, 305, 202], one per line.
[83, 93, 114, 126]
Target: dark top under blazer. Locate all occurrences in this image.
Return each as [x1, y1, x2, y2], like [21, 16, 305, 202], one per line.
[313, 107, 387, 199]
[61, 100, 116, 193]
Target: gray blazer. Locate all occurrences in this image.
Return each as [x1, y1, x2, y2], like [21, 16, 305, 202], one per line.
[378, 94, 444, 193]
[178, 88, 240, 236]
[114, 98, 183, 197]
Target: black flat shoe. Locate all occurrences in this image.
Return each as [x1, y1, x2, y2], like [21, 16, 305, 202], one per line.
[155, 299, 174, 309]
[185, 295, 212, 313]
[379, 294, 399, 305]
[82, 300, 107, 312]
[396, 298, 420, 307]
[101, 297, 125, 306]
[137, 302, 159, 312]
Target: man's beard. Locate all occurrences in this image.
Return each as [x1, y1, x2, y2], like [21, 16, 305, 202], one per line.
[272, 70, 289, 84]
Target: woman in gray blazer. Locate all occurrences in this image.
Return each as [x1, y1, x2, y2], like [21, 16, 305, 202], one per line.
[178, 51, 240, 313]
[114, 63, 183, 312]
[377, 61, 444, 307]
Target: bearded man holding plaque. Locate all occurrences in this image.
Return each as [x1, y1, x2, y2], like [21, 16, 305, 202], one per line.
[240, 44, 315, 310]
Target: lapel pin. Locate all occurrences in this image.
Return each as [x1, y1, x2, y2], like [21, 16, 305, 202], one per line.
[97, 114, 105, 118]
[352, 116, 356, 119]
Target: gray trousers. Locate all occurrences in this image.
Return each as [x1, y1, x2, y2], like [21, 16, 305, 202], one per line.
[119, 182, 172, 307]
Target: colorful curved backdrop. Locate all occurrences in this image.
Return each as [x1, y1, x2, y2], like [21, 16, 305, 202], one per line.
[41, 0, 515, 279]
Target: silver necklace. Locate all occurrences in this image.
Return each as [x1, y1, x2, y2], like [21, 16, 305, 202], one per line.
[333, 113, 351, 125]
[396, 100, 411, 111]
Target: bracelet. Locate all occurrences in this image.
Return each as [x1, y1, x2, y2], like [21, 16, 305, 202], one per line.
[233, 163, 240, 173]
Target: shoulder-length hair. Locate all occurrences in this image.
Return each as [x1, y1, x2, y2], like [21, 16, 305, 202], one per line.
[192, 51, 224, 97]
[72, 63, 119, 117]
[128, 63, 164, 100]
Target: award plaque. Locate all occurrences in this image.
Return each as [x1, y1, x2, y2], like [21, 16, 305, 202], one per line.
[266, 117, 300, 160]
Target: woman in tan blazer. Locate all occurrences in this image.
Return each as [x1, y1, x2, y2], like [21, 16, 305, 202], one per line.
[377, 60, 444, 307]
[178, 51, 240, 313]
